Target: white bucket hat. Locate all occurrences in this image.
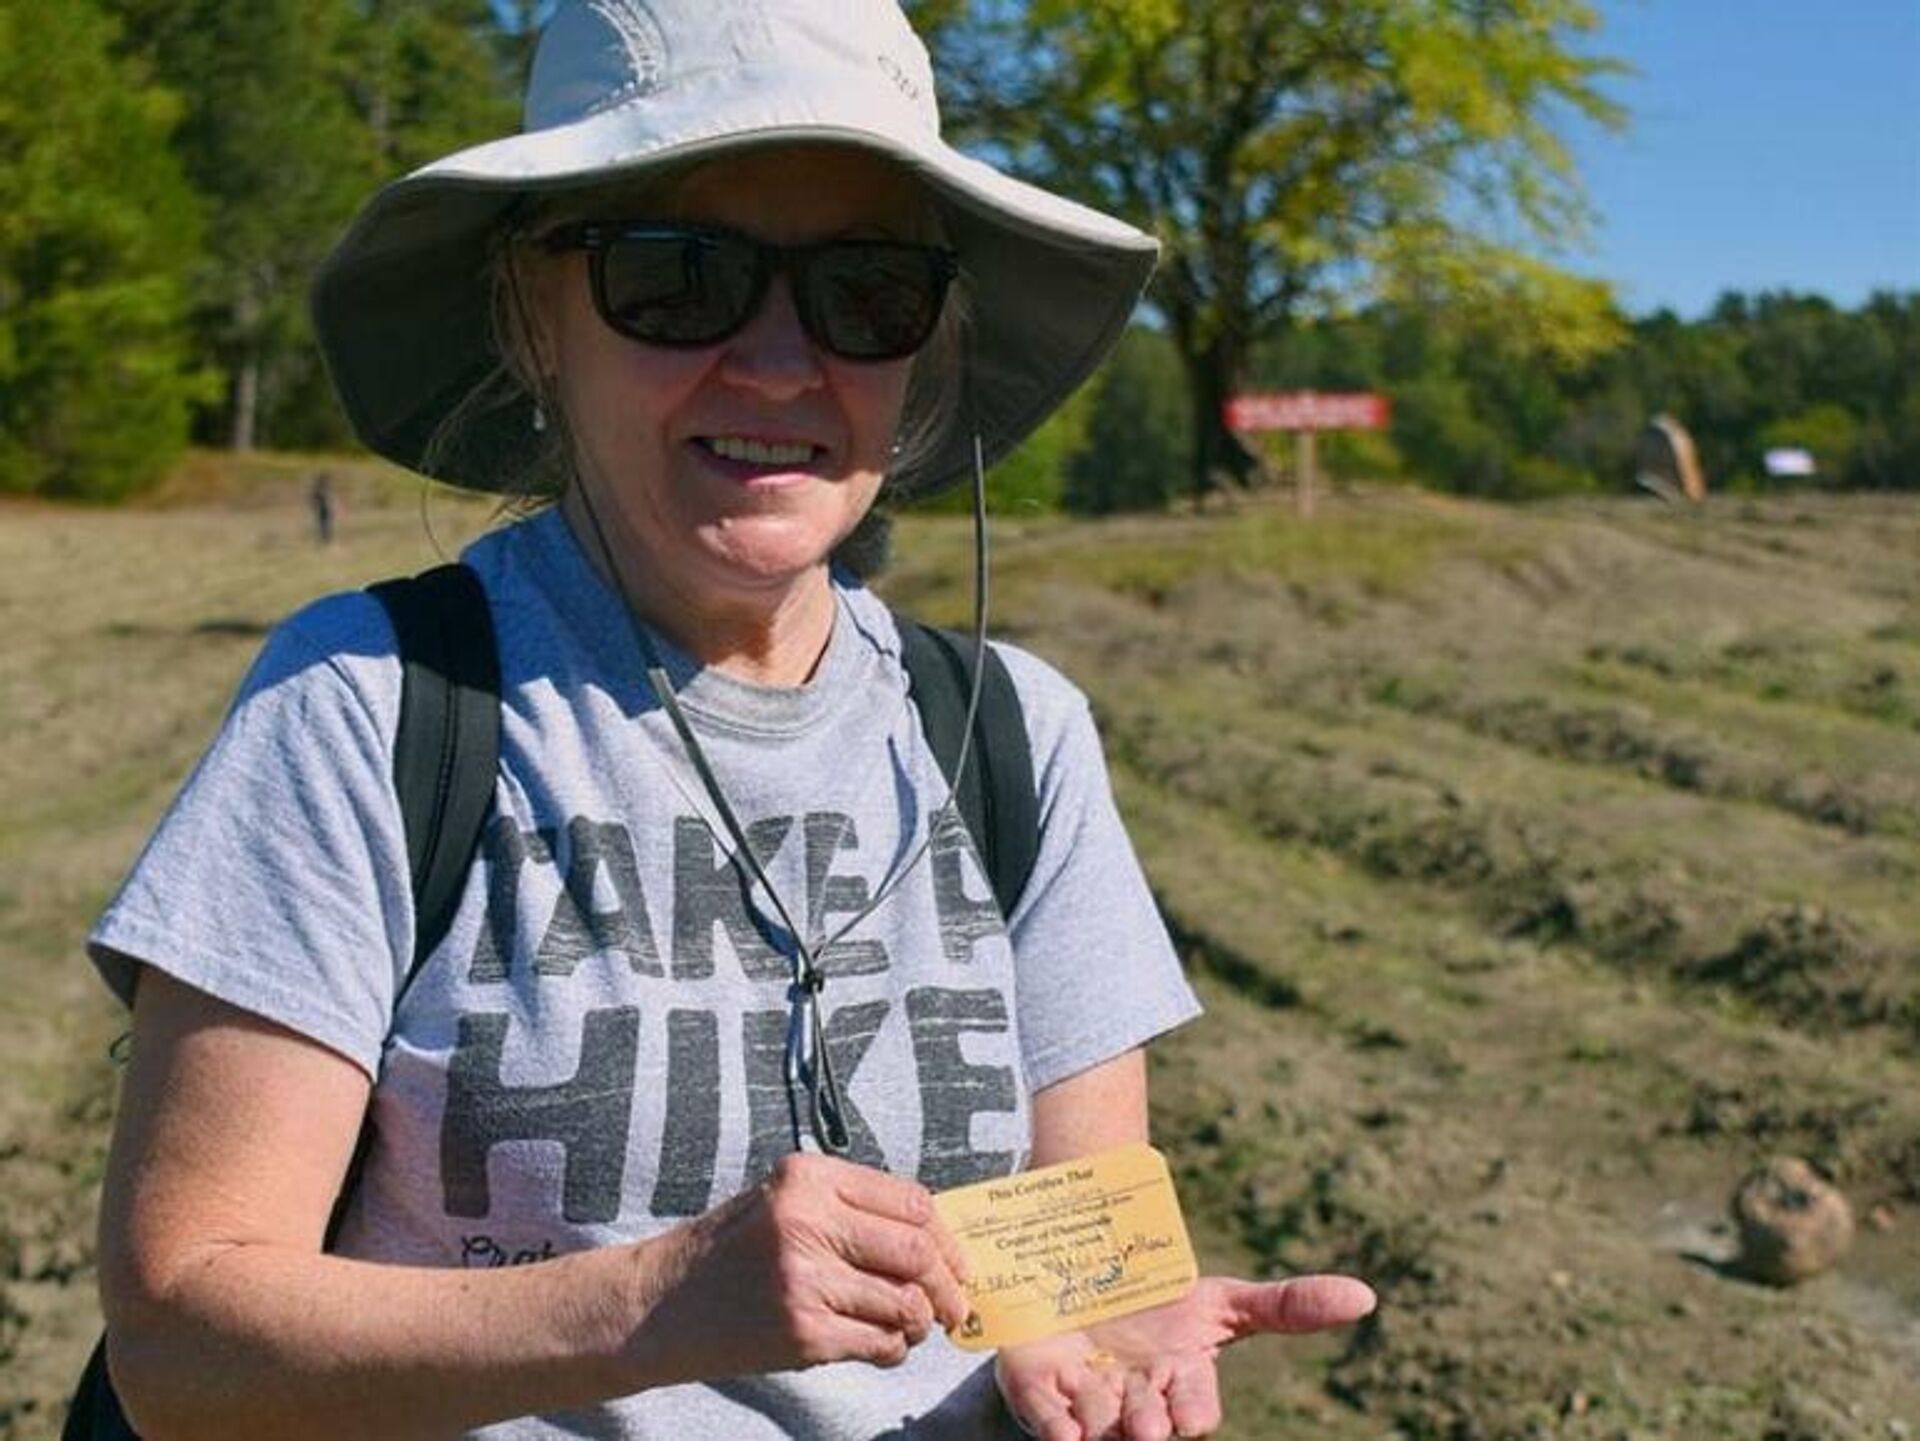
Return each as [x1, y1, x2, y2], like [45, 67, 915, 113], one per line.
[310, 0, 1159, 497]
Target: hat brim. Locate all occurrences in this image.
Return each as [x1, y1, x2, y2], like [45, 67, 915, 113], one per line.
[311, 68, 1158, 498]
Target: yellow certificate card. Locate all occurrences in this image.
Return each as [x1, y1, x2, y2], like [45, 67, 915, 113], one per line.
[934, 1143, 1198, 1350]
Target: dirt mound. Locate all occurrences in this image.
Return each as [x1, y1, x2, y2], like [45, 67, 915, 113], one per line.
[1692, 905, 1910, 1032]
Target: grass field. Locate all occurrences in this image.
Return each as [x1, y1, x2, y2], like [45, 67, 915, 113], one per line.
[3, 463, 1917, 1438]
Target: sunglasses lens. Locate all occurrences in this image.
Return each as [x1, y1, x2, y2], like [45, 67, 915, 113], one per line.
[582, 228, 950, 359]
[802, 244, 949, 360]
[597, 231, 761, 345]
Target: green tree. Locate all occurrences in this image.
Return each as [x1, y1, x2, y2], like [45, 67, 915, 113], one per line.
[103, 0, 514, 453]
[349, 0, 522, 175]
[916, 0, 1626, 500]
[916, 385, 1094, 515]
[264, 0, 519, 448]
[1066, 326, 1190, 513]
[1627, 309, 1753, 487]
[1847, 297, 1920, 487]
[0, 0, 206, 498]
[1878, 376, 1920, 490]
[1261, 298, 1617, 498]
[106, 0, 375, 451]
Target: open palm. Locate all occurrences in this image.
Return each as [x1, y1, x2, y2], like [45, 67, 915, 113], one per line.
[992, 1273, 1376, 1441]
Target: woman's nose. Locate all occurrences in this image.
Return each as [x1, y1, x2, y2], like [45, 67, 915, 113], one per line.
[717, 275, 825, 398]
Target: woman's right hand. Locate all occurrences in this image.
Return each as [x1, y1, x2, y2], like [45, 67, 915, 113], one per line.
[627, 1152, 972, 1382]
[98, 974, 970, 1438]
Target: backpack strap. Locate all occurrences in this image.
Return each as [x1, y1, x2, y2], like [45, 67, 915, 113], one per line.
[323, 565, 498, 1248]
[63, 566, 506, 1441]
[897, 619, 1040, 919]
[367, 563, 502, 992]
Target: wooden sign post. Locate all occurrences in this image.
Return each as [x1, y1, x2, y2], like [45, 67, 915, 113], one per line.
[1223, 391, 1391, 518]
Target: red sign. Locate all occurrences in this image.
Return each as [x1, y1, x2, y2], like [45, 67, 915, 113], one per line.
[1224, 391, 1391, 433]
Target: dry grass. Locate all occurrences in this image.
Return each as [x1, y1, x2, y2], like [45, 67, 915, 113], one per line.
[0, 460, 494, 1435]
[885, 487, 1920, 1439]
[3, 472, 1917, 1437]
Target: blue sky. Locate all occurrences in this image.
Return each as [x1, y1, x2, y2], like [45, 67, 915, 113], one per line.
[493, 2, 1914, 319]
[1568, 0, 1920, 316]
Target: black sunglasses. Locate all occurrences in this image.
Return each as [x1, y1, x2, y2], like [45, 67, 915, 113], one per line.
[541, 222, 958, 362]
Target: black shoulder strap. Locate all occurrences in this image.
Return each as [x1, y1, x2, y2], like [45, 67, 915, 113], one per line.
[897, 619, 1040, 919]
[320, 565, 499, 1249]
[64, 569, 505, 1441]
[367, 563, 501, 994]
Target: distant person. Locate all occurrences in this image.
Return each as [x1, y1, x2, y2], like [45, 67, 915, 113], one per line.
[81, 3, 1374, 1438]
[309, 469, 335, 544]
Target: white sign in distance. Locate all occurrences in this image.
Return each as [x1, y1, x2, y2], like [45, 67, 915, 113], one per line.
[1763, 447, 1817, 478]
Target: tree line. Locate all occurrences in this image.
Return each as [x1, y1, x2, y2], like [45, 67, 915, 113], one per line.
[3, 0, 520, 500]
[5, 0, 1913, 506]
[1043, 289, 1920, 515]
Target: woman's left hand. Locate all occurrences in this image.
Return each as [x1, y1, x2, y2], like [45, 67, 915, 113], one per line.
[992, 1272, 1376, 1441]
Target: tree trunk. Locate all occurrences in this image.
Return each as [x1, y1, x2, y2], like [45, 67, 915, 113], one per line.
[229, 290, 259, 453]
[1183, 337, 1257, 503]
[230, 348, 259, 453]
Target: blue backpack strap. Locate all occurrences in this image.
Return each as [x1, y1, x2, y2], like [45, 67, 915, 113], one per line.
[897, 618, 1040, 919]
[367, 563, 501, 991]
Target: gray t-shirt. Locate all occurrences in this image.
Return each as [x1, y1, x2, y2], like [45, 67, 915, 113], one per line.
[91, 508, 1199, 1439]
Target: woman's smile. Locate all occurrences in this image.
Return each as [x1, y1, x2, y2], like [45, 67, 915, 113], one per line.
[696, 434, 824, 471]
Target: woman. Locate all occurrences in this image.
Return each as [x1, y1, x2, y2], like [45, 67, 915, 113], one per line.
[87, 2, 1374, 1438]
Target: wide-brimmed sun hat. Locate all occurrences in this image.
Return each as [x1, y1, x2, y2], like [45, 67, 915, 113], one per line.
[310, 0, 1159, 498]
